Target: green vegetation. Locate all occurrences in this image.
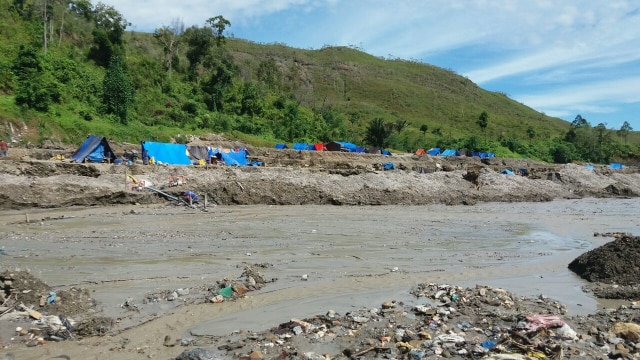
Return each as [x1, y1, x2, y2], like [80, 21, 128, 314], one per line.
[0, 0, 638, 163]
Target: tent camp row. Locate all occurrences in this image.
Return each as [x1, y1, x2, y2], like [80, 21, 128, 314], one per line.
[71, 135, 253, 166]
[275, 141, 391, 155]
[415, 147, 495, 158]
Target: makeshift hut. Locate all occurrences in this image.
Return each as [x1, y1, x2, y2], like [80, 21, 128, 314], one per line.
[325, 141, 356, 152]
[187, 145, 209, 162]
[141, 141, 191, 165]
[427, 148, 441, 156]
[71, 135, 116, 163]
[415, 148, 427, 155]
[292, 142, 309, 150]
[441, 149, 459, 157]
[274, 144, 288, 149]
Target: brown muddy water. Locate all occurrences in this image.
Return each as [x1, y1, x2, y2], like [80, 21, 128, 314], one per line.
[1, 198, 638, 339]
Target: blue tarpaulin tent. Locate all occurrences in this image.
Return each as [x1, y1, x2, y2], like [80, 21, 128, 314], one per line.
[499, 169, 515, 175]
[427, 148, 441, 156]
[441, 149, 459, 157]
[292, 142, 309, 150]
[274, 144, 288, 149]
[221, 150, 248, 166]
[337, 142, 357, 152]
[381, 149, 392, 156]
[326, 141, 357, 152]
[584, 165, 595, 170]
[141, 141, 191, 165]
[71, 135, 116, 163]
[383, 162, 395, 170]
[471, 151, 495, 158]
[610, 163, 623, 170]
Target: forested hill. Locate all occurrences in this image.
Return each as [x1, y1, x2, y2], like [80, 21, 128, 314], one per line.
[0, 0, 637, 163]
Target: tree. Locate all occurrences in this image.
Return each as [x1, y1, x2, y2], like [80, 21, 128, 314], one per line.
[571, 114, 588, 128]
[153, 18, 184, 79]
[364, 117, 393, 148]
[550, 142, 576, 164]
[12, 45, 61, 111]
[526, 126, 536, 144]
[394, 119, 408, 133]
[200, 48, 237, 112]
[183, 25, 214, 76]
[102, 56, 134, 124]
[477, 111, 488, 141]
[420, 124, 428, 136]
[257, 58, 282, 90]
[205, 15, 230, 46]
[88, 3, 128, 67]
[617, 121, 633, 145]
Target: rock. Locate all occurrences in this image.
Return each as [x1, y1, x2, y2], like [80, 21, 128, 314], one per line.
[233, 284, 249, 295]
[163, 335, 174, 347]
[352, 316, 369, 323]
[174, 348, 219, 360]
[290, 318, 312, 333]
[381, 301, 395, 309]
[611, 322, 640, 340]
[249, 350, 263, 359]
[210, 295, 224, 303]
[176, 288, 189, 296]
[292, 326, 303, 335]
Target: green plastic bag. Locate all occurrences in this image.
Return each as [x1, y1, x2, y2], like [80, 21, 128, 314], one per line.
[217, 286, 233, 299]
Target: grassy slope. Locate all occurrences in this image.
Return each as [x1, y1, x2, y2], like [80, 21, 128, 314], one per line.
[225, 40, 570, 143]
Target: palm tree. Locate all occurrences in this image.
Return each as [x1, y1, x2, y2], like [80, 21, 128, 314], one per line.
[365, 117, 392, 148]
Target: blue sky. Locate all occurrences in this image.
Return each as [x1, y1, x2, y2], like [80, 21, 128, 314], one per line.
[102, 0, 640, 131]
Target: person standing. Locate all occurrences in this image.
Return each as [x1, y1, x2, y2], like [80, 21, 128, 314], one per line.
[0, 139, 8, 157]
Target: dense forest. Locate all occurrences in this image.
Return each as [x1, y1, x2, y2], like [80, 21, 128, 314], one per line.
[0, 0, 637, 164]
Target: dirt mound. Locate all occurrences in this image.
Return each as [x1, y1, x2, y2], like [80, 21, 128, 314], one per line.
[568, 233, 640, 285]
[1, 270, 98, 317]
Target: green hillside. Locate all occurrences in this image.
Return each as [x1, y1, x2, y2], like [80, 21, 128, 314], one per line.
[0, 0, 637, 164]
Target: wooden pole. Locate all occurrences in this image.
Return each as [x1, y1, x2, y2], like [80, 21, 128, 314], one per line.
[204, 194, 207, 210]
[25, 213, 29, 224]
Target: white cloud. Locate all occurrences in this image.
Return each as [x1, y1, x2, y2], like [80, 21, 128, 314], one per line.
[515, 76, 640, 120]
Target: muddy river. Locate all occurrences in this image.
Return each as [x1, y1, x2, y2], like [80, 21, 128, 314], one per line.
[1, 198, 638, 339]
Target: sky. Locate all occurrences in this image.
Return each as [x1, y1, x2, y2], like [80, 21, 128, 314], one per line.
[100, 0, 640, 131]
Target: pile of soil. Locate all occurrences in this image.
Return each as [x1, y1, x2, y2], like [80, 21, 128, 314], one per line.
[0, 145, 638, 209]
[0, 270, 96, 318]
[568, 233, 640, 285]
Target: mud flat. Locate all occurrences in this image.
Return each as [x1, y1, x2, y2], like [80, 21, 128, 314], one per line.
[0, 198, 639, 359]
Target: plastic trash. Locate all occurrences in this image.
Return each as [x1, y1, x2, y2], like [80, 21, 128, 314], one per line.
[481, 339, 497, 349]
[217, 286, 233, 299]
[47, 291, 56, 304]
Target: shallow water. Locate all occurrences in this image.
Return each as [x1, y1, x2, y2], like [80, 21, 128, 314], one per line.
[1, 198, 638, 337]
